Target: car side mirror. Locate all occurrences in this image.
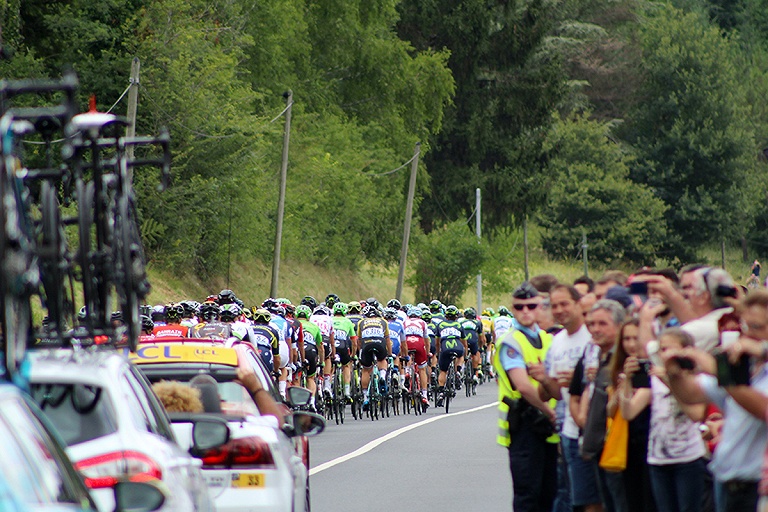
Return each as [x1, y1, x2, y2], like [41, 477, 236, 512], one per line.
[168, 413, 230, 457]
[283, 411, 325, 438]
[113, 480, 166, 512]
[285, 386, 312, 407]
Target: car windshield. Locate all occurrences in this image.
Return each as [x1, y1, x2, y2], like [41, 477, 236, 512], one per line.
[30, 383, 118, 446]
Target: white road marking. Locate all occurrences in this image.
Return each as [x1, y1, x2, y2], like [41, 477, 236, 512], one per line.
[309, 401, 499, 475]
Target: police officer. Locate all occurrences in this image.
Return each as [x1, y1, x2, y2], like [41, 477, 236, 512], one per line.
[493, 282, 558, 512]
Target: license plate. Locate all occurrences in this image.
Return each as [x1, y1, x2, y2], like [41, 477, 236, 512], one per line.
[232, 473, 265, 488]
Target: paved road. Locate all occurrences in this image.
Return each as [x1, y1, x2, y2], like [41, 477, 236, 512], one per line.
[308, 380, 512, 511]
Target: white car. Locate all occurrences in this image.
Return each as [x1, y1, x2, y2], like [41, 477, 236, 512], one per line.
[131, 340, 323, 512]
[27, 348, 220, 512]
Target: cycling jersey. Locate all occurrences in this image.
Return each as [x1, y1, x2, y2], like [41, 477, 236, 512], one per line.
[347, 314, 363, 331]
[435, 320, 467, 352]
[189, 322, 231, 340]
[404, 318, 429, 366]
[309, 314, 333, 338]
[332, 316, 356, 365]
[250, 324, 280, 372]
[493, 315, 514, 341]
[480, 315, 494, 339]
[298, 318, 322, 347]
[388, 320, 405, 356]
[153, 324, 189, 338]
[425, 321, 437, 354]
[461, 318, 483, 345]
[357, 317, 390, 344]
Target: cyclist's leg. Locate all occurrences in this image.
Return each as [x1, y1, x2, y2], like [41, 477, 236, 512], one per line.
[322, 337, 333, 397]
[305, 345, 319, 409]
[360, 343, 376, 405]
[338, 342, 352, 398]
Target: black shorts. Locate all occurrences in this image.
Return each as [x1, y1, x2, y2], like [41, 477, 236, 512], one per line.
[304, 344, 318, 377]
[467, 340, 479, 356]
[322, 336, 332, 359]
[438, 348, 464, 372]
[360, 341, 387, 368]
[335, 339, 352, 365]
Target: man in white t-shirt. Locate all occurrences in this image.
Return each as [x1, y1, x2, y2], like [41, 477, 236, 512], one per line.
[529, 284, 593, 511]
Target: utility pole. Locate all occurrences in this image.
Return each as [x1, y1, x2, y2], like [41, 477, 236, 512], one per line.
[125, 57, 140, 169]
[721, 236, 726, 270]
[476, 188, 482, 314]
[523, 215, 530, 281]
[270, 91, 292, 298]
[582, 232, 589, 277]
[395, 142, 421, 301]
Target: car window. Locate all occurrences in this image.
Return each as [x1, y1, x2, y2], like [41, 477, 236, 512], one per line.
[123, 369, 164, 435]
[0, 397, 80, 504]
[129, 365, 176, 442]
[120, 373, 154, 432]
[245, 350, 280, 398]
[217, 381, 258, 416]
[0, 406, 47, 503]
[30, 382, 117, 446]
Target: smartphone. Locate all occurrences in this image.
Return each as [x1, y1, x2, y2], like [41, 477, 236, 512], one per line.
[631, 359, 651, 388]
[628, 281, 649, 296]
[716, 352, 752, 386]
[672, 355, 696, 371]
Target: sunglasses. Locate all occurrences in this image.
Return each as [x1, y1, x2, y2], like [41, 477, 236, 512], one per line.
[513, 304, 539, 311]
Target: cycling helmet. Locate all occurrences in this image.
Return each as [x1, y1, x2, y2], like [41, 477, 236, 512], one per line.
[422, 310, 433, 321]
[217, 289, 237, 305]
[252, 308, 271, 324]
[295, 304, 312, 319]
[262, 298, 278, 312]
[333, 302, 348, 315]
[362, 305, 379, 318]
[78, 305, 88, 321]
[429, 300, 442, 312]
[141, 315, 154, 332]
[284, 304, 296, 316]
[313, 305, 331, 316]
[387, 299, 401, 310]
[242, 308, 253, 321]
[408, 306, 422, 318]
[325, 294, 340, 307]
[498, 306, 511, 316]
[111, 311, 123, 322]
[276, 297, 291, 305]
[383, 307, 398, 320]
[205, 294, 218, 303]
[463, 307, 476, 319]
[151, 305, 166, 322]
[301, 296, 318, 311]
[219, 303, 242, 322]
[199, 302, 220, 322]
[444, 305, 460, 319]
[180, 300, 196, 318]
[348, 301, 362, 313]
[140, 304, 152, 318]
[165, 303, 184, 322]
[234, 298, 245, 309]
[364, 297, 380, 309]
[404, 303, 413, 312]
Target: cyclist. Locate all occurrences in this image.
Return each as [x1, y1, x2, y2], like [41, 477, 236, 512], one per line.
[435, 305, 467, 407]
[387, 299, 407, 326]
[310, 305, 335, 399]
[332, 302, 357, 400]
[140, 315, 154, 337]
[384, 306, 406, 389]
[285, 304, 305, 385]
[263, 299, 291, 398]
[404, 306, 431, 406]
[493, 306, 515, 342]
[301, 295, 319, 312]
[153, 303, 189, 337]
[179, 300, 199, 327]
[347, 301, 364, 333]
[481, 308, 496, 346]
[249, 308, 281, 375]
[357, 305, 392, 411]
[296, 305, 323, 411]
[325, 293, 340, 309]
[151, 305, 166, 327]
[429, 300, 446, 324]
[190, 302, 232, 339]
[461, 307, 486, 382]
[423, 309, 438, 369]
[217, 289, 238, 306]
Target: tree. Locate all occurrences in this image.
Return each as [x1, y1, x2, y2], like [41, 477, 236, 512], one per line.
[623, 5, 760, 260]
[539, 114, 667, 266]
[408, 220, 485, 304]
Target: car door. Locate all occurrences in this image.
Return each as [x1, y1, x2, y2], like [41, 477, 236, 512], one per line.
[126, 365, 212, 512]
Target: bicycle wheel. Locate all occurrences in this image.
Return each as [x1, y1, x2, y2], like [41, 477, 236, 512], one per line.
[350, 373, 360, 420]
[75, 179, 95, 326]
[114, 195, 146, 351]
[39, 181, 72, 343]
[445, 367, 454, 414]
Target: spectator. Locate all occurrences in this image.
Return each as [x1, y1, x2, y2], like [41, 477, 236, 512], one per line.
[622, 328, 707, 512]
[570, 299, 627, 512]
[607, 318, 656, 512]
[667, 290, 768, 512]
[529, 285, 591, 512]
[574, 275, 595, 297]
[153, 380, 204, 413]
[594, 273, 627, 301]
[530, 274, 560, 294]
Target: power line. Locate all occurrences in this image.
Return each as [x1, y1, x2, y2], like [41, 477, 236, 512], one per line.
[366, 152, 419, 176]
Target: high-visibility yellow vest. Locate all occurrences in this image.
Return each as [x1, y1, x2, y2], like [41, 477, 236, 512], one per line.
[493, 328, 558, 447]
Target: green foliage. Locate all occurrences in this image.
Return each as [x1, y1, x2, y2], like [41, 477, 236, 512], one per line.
[539, 114, 667, 265]
[408, 220, 485, 304]
[624, 4, 760, 260]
